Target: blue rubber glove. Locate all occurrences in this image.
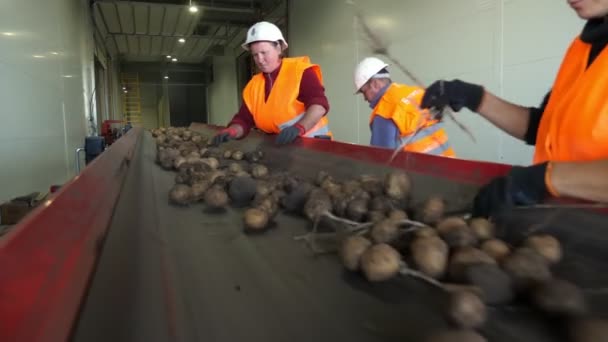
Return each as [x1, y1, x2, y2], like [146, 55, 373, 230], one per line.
[275, 123, 305, 145]
[473, 162, 549, 218]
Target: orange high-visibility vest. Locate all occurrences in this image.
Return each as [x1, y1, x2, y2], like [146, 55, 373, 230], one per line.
[242, 57, 332, 137]
[534, 37, 608, 163]
[370, 83, 455, 157]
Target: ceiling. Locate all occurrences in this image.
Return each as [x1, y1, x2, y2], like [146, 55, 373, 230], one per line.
[92, 0, 286, 64]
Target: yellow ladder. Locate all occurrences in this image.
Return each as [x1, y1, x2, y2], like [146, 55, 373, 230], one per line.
[120, 72, 143, 126]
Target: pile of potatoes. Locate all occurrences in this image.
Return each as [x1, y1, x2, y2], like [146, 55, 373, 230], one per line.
[152, 127, 602, 342]
[153, 127, 291, 232]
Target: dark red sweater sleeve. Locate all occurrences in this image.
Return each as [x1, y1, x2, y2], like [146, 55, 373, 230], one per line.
[227, 102, 255, 136]
[298, 67, 330, 114]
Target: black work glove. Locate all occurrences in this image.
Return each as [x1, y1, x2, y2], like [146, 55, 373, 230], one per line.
[275, 123, 305, 145]
[211, 127, 238, 146]
[473, 162, 549, 218]
[421, 79, 485, 112]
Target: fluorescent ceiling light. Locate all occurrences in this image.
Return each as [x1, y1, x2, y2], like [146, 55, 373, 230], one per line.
[172, 58, 178, 62]
[178, 38, 186, 43]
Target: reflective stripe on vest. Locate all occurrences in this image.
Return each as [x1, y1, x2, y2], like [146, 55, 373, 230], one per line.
[399, 122, 455, 156]
[279, 113, 331, 137]
[534, 37, 608, 163]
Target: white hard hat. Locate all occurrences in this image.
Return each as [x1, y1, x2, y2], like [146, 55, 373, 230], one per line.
[242, 21, 288, 51]
[353, 57, 390, 93]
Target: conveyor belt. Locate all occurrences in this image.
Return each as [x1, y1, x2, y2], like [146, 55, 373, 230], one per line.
[73, 130, 608, 342]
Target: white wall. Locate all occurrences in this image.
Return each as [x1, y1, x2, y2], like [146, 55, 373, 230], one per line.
[0, 0, 97, 201]
[207, 55, 239, 126]
[288, 0, 583, 165]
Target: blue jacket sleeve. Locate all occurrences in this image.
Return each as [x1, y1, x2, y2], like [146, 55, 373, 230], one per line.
[370, 116, 399, 149]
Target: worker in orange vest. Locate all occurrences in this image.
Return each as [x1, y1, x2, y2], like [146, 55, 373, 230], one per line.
[212, 21, 332, 146]
[421, 0, 608, 217]
[354, 57, 455, 156]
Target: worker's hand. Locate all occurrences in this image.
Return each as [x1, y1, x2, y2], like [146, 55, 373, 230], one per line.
[421, 79, 485, 113]
[275, 123, 306, 145]
[211, 127, 238, 146]
[473, 162, 549, 218]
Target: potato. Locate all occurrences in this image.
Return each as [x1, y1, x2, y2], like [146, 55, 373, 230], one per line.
[481, 239, 510, 262]
[442, 226, 478, 249]
[204, 186, 229, 209]
[281, 183, 313, 214]
[255, 196, 279, 218]
[369, 195, 392, 213]
[321, 178, 342, 198]
[251, 164, 269, 179]
[169, 184, 192, 205]
[303, 188, 333, 221]
[174, 169, 190, 184]
[447, 290, 487, 329]
[419, 196, 445, 225]
[360, 243, 402, 282]
[228, 162, 244, 174]
[232, 150, 244, 160]
[270, 189, 286, 203]
[244, 150, 264, 163]
[463, 264, 514, 305]
[411, 236, 448, 278]
[367, 210, 386, 223]
[469, 218, 494, 241]
[449, 247, 496, 282]
[342, 180, 362, 196]
[254, 181, 273, 199]
[207, 170, 227, 185]
[359, 175, 384, 196]
[568, 318, 608, 342]
[388, 209, 408, 221]
[223, 150, 233, 159]
[191, 181, 211, 201]
[524, 234, 562, 264]
[425, 330, 487, 342]
[501, 248, 552, 291]
[315, 170, 330, 186]
[532, 278, 587, 316]
[201, 157, 219, 169]
[384, 171, 411, 200]
[347, 198, 368, 222]
[370, 218, 400, 244]
[228, 176, 257, 206]
[340, 235, 373, 271]
[244, 207, 269, 231]
[415, 226, 438, 239]
[173, 156, 187, 169]
[437, 216, 468, 235]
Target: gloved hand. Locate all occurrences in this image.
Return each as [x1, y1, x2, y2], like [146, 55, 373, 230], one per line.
[420, 79, 485, 112]
[211, 127, 238, 146]
[473, 162, 549, 218]
[275, 123, 306, 145]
